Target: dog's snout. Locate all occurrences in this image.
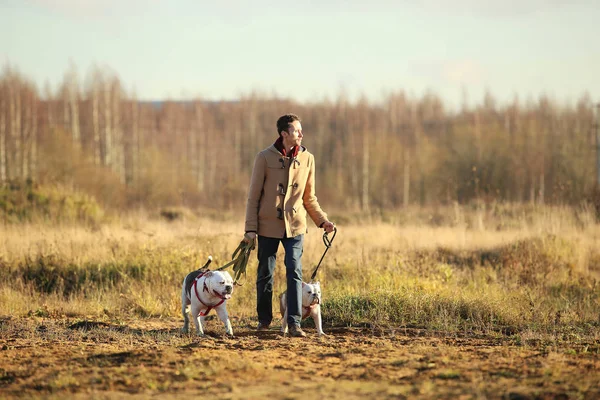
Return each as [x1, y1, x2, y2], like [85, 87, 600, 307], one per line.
[225, 285, 233, 293]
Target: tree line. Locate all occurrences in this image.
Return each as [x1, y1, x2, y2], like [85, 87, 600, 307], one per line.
[0, 65, 597, 211]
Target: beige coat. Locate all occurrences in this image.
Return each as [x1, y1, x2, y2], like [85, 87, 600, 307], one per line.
[245, 144, 328, 238]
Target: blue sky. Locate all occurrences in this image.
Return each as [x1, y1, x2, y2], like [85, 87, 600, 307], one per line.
[2, 0, 599, 108]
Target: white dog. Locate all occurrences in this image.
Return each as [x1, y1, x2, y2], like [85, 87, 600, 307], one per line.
[181, 257, 234, 336]
[280, 281, 324, 336]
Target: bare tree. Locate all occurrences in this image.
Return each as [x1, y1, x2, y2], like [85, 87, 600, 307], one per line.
[0, 77, 6, 184]
[62, 64, 81, 146]
[21, 87, 31, 179]
[411, 102, 423, 205]
[90, 71, 101, 166]
[29, 90, 38, 180]
[387, 92, 412, 208]
[403, 148, 410, 207]
[354, 97, 370, 212]
[8, 72, 22, 180]
[103, 78, 112, 167]
[333, 96, 348, 204]
[110, 77, 124, 182]
[192, 100, 205, 191]
[126, 92, 140, 186]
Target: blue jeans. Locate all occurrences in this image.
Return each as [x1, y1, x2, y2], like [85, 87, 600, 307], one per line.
[256, 234, 304, 327]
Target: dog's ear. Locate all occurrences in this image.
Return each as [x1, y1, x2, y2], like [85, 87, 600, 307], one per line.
[203, 271, 213, 278]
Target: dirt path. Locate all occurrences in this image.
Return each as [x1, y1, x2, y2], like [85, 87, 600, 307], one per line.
[0, 317, 598, 399]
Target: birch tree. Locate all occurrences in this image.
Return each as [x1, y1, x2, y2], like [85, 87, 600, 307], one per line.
[8, 72, 22, 180]
[126, 93, 140, 186]
[110, 77, 124, 182]
[192, 100, 205, 191]
[0, 78, 6, 184]
[63, 64, 81, 146]
[21, 87, 31, 179]
[103, 77, 112, 167]
[89, 70, 102, 166]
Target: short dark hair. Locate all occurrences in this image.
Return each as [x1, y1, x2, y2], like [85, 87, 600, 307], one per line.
[276, 114, 301, 136]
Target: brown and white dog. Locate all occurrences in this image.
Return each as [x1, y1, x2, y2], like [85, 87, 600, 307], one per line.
[181, 256, 234, 336]
[280, 281, 324, 336]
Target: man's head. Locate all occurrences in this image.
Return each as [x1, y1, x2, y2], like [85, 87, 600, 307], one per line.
[277, 114, 303, 148]
[277, 114, 301, 136]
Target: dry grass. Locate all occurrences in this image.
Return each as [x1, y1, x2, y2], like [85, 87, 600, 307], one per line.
[0, 203, 599, 398]
[0, 203, 598, 335]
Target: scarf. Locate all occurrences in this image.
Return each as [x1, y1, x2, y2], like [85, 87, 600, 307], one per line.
[274, 136, 299, 158]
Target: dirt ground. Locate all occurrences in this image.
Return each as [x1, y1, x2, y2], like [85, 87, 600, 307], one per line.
[0, 317, 598, 399]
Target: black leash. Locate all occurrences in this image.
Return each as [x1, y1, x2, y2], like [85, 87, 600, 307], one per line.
[310, 227, 337, 281]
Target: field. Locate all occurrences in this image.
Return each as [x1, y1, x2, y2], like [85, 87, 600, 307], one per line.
[0, 205, 599, 399]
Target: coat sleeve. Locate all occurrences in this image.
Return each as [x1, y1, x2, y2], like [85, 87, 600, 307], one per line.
[245, 152, 266, 233]
[303, 153, 328, 227]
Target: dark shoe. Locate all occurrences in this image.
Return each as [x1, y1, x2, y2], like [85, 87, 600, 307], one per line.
[257, 322, 270, 331]
[289, 325, 306, 337]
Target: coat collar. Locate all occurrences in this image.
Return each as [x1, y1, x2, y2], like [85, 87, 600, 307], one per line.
[268, 143, 306, 157]
[274, 136, 303, 157]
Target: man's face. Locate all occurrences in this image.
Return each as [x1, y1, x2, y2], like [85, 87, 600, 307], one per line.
[282, 120, 303, 147]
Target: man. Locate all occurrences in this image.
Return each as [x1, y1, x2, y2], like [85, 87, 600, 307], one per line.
[244, 113, 335, 337]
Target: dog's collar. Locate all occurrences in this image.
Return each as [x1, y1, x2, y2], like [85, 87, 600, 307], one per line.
[301, 282, 320, 319]
[193, 272, 225, 316]
[302, 304, 317, 319]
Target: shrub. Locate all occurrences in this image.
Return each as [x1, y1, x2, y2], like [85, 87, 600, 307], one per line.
[0, 180, 103, 224]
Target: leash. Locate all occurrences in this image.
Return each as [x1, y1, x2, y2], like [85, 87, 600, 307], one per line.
[215, 238, 255, 285]
[310, 227, 337, 281]
[213, 228, 334, 285]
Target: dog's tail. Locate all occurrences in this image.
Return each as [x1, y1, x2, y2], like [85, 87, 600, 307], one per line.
[201, 255, 213, 270]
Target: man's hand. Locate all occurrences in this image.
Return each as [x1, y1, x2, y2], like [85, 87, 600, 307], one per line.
[243, 232, 257, 244]
[322, 221, 335, 234]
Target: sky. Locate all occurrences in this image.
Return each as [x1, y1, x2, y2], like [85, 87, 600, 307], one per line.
[1, 0, 599, 108]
